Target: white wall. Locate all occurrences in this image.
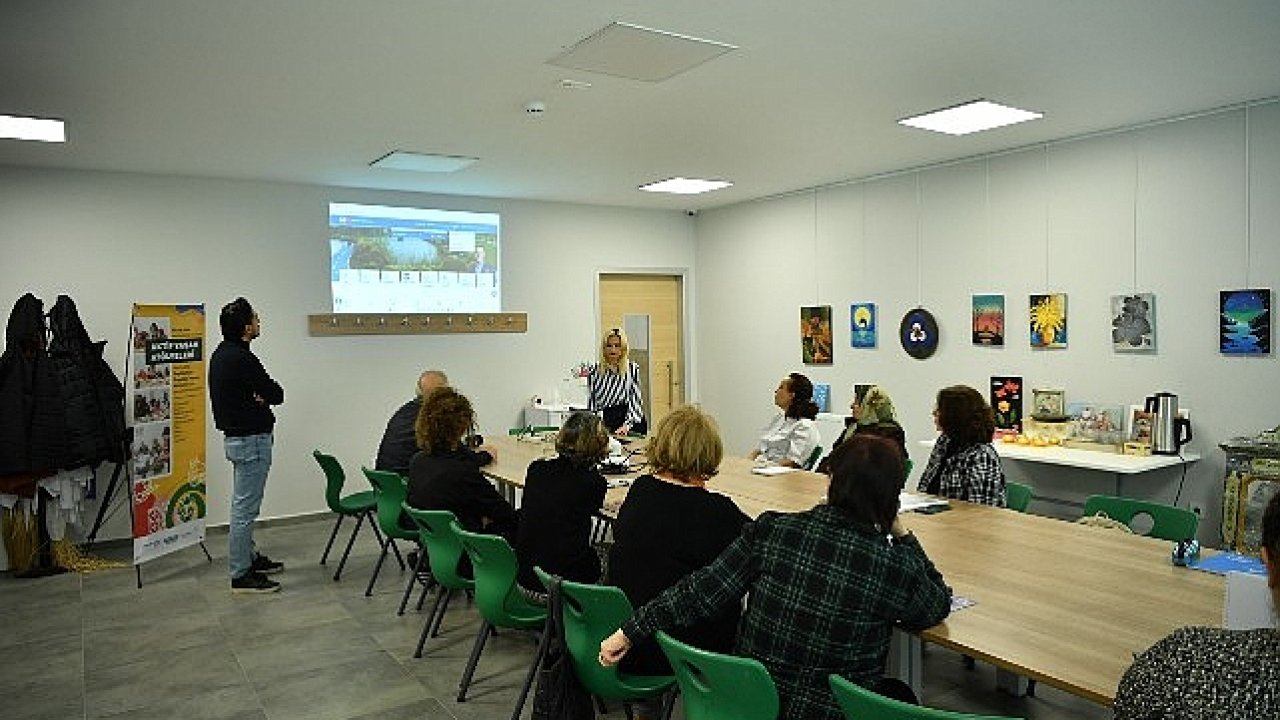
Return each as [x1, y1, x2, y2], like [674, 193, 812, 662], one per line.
[0, 167, 694, 544]
[695, 103, 1280, 542]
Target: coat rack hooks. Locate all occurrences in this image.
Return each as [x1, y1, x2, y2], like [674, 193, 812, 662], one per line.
[308, 312, 527, 336]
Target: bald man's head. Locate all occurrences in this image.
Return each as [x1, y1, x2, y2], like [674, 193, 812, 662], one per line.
[417, 370, 449, 398]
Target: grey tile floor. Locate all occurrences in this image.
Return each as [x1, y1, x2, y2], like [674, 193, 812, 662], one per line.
[1, 516, 1111, 720]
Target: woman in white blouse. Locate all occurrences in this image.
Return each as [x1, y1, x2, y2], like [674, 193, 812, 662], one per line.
[749, 372, 821, 468]
[588, 328, 647, 436]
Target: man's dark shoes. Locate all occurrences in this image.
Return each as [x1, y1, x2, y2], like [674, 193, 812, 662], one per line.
[251, 553, 284, 575]
[232, 571, 281, 594]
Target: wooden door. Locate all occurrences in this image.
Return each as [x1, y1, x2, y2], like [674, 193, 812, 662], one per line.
[599, 274, 684, 430]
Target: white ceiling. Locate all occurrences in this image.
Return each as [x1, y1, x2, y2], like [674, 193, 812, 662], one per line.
[3, 1, 1279, 211]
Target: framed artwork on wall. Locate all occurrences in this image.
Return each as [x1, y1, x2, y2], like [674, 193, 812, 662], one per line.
[1111, 293, 1156, 352]
[813, 383, 831, 413]
[990, 376, 1022, 432]
[850, 302, 876, 348]
[1220, 289, 1271, 355]
[801, 305, 833, 364]
[1029, 293, 1067, 348]
[972, 294, 1005, 346]
[899, 307, 939, 360]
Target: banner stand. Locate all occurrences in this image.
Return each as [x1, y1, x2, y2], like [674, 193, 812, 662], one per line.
[125, 304, 211, 588]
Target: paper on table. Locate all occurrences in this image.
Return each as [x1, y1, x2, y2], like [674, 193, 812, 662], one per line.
[899, 492, 949, 512]
[751, 466, 796, 476]
[951, 596, 977, 612]
[1224, 571, 1276, 630]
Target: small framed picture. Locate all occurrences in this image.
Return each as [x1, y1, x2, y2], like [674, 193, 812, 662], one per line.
[1031, 388, 1065, 420]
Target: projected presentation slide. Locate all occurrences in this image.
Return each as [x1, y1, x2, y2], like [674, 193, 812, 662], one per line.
[330, 202, 501, 313]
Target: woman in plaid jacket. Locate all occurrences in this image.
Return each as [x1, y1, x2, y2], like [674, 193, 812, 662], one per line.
[599, 435, 952, 720]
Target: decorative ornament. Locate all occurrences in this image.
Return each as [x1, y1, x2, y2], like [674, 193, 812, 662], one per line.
[899, 307, 939, 359]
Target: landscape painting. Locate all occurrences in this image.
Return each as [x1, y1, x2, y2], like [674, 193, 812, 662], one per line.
[1220, 289, 1271, 355]
[972, 294, 1005, 346]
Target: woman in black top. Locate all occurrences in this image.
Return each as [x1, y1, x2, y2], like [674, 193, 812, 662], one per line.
[405, 387, 517, 540]
[515, 411, 609, 591]
[608, 405, 750, 679]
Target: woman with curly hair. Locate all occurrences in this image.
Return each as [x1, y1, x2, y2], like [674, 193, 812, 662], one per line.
[916, 385, 1006, 506]
[405, 387, 517, 538]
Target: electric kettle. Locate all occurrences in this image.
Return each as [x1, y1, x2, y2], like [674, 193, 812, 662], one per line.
[1144, 392, 1192, 455]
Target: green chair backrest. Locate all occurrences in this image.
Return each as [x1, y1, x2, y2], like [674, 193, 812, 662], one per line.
[452, 523, 546, 629]
[508, 425, 559, 435]
[804, 445, 823, 471]
[1006, 482, 1032, 513]
[904, 457, 915, 481]
[361, 467, 416, 542]
[656, 631, 779, 720]
[1081, 494, 1198, 541]
[401, 505, 473, 591]
[313, 450, 348, 514]
[536, 568, 674, 701]
[829, 673, 1022, 719]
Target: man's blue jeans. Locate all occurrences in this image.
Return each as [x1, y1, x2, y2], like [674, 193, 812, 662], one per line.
[225, 432, 273, 579]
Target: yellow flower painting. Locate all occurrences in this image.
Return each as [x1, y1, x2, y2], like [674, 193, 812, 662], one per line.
[1029, 293, 1067, 348]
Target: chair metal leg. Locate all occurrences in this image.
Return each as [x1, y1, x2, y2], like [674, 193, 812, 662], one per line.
[368, 513, 386, 544]
[364, 537, 391, 597]
[594, 696, 609, 715]
[320, 513, 344, 565]
[509, 619, 552, 720]
[415, 576, 433, 611]
[398, 544, 430, 615]
[415, 587, 451, 658]
[430, 589, 454, 637]
[333, 512, 366, 581]
[659, 689, 678, 720]
[457, 620, 493, 702]
[388, 537, 406, 572]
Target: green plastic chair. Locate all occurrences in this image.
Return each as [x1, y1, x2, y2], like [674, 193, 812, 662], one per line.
[312, 450, 382, 581]
[1006, 482, 1033, 513]
[829, 673, 1022, 719]
[401, 506, 475, 658]
[904, 457, 915, 481]
[360, 467, 414, 597]
[1082, 494, 1198, 541]
[536, 568, 676, 712]
[656, 630, 777, 720]
[508, 425, 559, 436]
[452, 523, 549, 704]
[804, 445, 824, 470]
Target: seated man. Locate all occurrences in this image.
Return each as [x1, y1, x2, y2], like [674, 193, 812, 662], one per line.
[375, 369, 494, 475]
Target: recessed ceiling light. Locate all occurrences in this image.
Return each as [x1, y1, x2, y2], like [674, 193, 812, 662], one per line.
[899, 100, 1043, 136]
[369, 151, 478, 173]
[0, 114, 66, 143]
[639, 177, 733, 195]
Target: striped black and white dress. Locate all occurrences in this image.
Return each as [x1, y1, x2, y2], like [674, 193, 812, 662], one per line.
[588, 361, 645, 432]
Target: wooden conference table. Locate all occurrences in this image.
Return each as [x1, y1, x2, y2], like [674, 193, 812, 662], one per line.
[482, 434, 1224, 706]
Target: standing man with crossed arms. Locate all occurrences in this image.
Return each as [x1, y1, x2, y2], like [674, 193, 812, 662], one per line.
[209, 297, 285, 594]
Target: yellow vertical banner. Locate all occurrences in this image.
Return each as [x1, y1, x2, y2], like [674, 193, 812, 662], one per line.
[127, 304, 207, 564]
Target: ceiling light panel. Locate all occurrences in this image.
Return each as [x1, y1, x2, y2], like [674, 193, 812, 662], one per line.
[549, 22, 736, 82]
[370, 151, 478, 173]
[899, 100, 1043, 136]
[639, 177, 733, 195]
[0, 114, 66, 142]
